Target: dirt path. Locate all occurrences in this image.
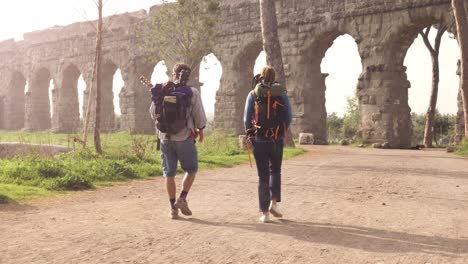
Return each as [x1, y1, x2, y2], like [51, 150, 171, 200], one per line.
[1, 146, 468, 264]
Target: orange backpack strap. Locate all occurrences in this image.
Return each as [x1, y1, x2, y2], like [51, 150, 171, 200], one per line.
[267, 88, 271, 119]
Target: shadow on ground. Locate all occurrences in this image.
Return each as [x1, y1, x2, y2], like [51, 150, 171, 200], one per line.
[187, 218, 468, 257]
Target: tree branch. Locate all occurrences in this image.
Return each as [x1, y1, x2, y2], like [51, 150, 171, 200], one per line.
[434, 24, 447, 53]
[420, 26, 436, 56]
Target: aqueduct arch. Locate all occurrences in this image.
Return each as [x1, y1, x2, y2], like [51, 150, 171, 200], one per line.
[214, 40, 263, 134]
[0, 0, 463, 148]
[293, 30, 364, 144]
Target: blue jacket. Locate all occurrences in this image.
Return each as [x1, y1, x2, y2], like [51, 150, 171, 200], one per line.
[243, 90, 292, 137]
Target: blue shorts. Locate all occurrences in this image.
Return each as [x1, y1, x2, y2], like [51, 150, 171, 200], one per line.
[160, 137, 198, 177]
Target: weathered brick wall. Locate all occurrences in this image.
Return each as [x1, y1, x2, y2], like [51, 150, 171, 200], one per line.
[0, 10, 154, 134]
[214, 0, 455, 147]
[0, 0, 461, 148]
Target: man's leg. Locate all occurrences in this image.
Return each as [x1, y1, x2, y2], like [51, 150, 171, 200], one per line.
[166, 177, 176, 202]
[181, 172, 196, 196]
[174, 172, 196, 216]
[174, 138, 198, 216]
[165, 177, 178, 218]
[177, 171, 196, 203]
[160, 140, 179, 219]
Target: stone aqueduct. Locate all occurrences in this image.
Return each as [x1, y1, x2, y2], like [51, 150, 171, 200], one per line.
[0, 0, 464, 148]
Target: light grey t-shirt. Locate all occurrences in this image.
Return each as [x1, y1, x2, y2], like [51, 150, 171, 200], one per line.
[149, 87, 207, 141]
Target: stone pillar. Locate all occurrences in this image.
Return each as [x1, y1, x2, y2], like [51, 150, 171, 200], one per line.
[50, 87, 61, 132]
[24, 91, 33, 131]
[0, 96, 4, 129]
[100, 64, 116, 132]
[25, 69, 52, 131]
[214, 78, 243, 135]
[120, 58, 155, 134]
[53, 65, 81, 133]
[455, 60, 465, 143]
[284, 49, 327, 144]
[5, 72, 26, 130]
[291, 69, 328, 144]
[357, 62, 411, 148]
[214, 42, 261, 135]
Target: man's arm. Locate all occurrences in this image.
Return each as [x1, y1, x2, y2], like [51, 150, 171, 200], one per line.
[191, 88, 207, 131]
[149, 101, 156, 120]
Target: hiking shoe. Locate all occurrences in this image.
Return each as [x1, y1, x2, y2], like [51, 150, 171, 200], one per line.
[174, 198, 192, 216]
[170, 208, 179, 219]
[259, 213, 270, 223]
[269, 203, 283, 218]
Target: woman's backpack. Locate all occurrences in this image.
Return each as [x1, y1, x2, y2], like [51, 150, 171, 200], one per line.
[251, 81, 287, 139]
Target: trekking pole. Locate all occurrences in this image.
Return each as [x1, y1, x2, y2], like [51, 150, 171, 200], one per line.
[246, 138, 253, 168]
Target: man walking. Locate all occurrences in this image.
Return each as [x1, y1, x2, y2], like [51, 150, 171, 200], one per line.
[150, 63, 207, 219]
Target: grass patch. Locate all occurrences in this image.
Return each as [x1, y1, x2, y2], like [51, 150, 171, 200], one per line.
[0, 184, 58, 202]
[455, 139, 468, 156]
[0, 131, 306, 203]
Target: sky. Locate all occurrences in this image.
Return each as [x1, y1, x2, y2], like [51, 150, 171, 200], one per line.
[0, 1, 461, 117]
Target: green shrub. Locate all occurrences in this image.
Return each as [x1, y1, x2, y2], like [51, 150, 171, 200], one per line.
[109, 161, 138, 179]
[36, 159, 65, 178]
[456, 139, 468, 155]
[47, 174, 93, 191]
[0, 193, 10, 204]
[1, 161, 39, 186]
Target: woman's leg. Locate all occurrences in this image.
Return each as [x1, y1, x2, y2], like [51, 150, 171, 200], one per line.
[252, 140, 271, 213]
[269, 139, 284, 203]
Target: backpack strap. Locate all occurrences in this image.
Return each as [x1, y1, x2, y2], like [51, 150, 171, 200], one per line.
[267, 88, 271, 120]
[253, 90, 260, 125]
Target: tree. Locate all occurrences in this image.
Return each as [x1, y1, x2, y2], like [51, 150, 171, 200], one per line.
[140, 0, 220, 81]
[433, 112, 457, 145]
[419, 25, 447, 147]
[452, 0, 468, 137]
[342, 97, 360, 139]
[81, 0, 104, 154]
[327, 112, 343, 143]
[411, 112, 426, 145]
[259, 0, 295, 147]
[93, 0, 103, 154]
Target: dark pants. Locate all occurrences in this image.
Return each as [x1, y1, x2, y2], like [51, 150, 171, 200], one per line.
[251, 138, 284, 212]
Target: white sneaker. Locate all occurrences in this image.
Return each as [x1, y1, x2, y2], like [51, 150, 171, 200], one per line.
[269, 203, 283, 218]
[259, 213, 270, 223]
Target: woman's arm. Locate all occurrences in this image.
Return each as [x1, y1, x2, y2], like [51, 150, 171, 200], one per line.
[243, 92, 255, 131]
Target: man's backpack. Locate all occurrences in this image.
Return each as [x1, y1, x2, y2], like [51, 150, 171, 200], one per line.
[150, 82, 193, 135]
[250, 80, 287, 139]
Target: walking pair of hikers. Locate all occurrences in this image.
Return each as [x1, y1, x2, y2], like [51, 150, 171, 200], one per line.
[149, 64, 292, 223]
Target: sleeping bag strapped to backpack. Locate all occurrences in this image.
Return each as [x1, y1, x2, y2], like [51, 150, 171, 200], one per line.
[250, 79, 287, 139]
[150, 82, 193, 135]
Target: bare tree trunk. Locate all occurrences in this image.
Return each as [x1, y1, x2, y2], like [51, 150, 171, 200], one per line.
[94, 0, 103, 154]
[82, 44, 97, 148]
[420, 26, 446, 147]
[453, 0, 468, 137]
[259, 0, 295, 147]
